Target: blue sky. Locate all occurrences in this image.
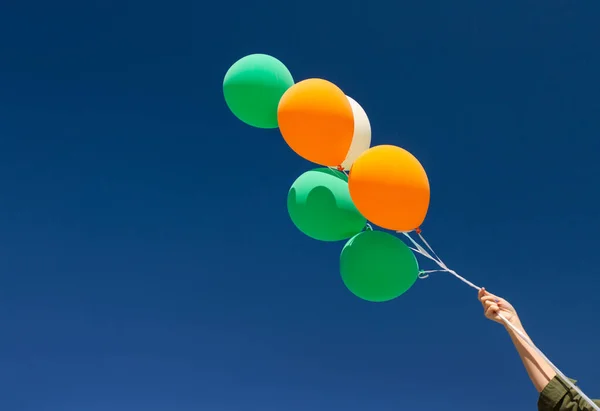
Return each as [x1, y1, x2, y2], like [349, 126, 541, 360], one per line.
[0, 1, 599, 410]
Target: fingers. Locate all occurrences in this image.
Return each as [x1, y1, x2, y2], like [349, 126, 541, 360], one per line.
[478, 287, 501, 303]
[480, 295, 501, 304]
[479, 287, 512, 323]
[484, 300, 501, 319]
[478, 287, 493, 301]
[485, 306, 500, 320]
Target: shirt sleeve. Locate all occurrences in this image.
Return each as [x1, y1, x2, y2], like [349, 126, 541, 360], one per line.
[538, 375, 600, 411]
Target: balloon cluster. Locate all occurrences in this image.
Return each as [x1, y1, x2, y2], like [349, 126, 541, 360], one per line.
[224, 54, 431, 302]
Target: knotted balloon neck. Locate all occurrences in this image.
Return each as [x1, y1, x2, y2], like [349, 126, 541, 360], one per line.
[328, 166, 348, 177]
[418, 270, 434, 279]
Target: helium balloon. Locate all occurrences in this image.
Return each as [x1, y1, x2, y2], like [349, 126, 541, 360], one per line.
[340, 230, 419, 302]
[340, 96, 371, 171]
[348, 145, 430, 232]
[287, 168, 366, 242]
[223, 54, 294, 129]
[278, 79, 354, 166]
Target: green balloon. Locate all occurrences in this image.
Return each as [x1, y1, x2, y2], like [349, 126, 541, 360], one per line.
[287, 168, 366, 242]
[223, 54, 294, 129]
[340, 230, 419, 302]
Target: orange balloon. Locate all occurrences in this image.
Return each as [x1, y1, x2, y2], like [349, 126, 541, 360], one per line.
[348, 145, 430, 232]
[277, 79, 354, 166]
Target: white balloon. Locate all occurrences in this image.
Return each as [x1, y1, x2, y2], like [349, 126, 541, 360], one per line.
[341, 96, 371, 171]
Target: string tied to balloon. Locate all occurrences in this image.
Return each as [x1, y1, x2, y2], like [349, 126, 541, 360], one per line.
[417, 269, 444, 280]
[400, 229, 600, 411]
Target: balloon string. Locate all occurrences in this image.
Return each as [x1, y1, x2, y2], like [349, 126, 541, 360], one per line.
[403, 231, 481, 290]
[402, 230, 600, 411]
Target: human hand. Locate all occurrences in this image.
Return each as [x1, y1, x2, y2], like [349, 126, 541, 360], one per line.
[478, 288, 522, 330]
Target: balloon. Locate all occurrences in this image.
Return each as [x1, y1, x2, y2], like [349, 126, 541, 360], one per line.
[287, 168, 366, 242]
[223, 54, 294, 129]
[278, 79, 354, 166]
[340, 230, 419, 302]
[348, 145, 430, 232]
[340, 96, 371, 171]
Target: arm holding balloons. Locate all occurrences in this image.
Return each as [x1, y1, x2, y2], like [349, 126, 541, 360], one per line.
[478, 289, 600, 411]
[478, 288, 555, 391]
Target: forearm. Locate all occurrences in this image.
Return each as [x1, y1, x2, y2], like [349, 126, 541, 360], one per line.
[505, 318, 556, 393]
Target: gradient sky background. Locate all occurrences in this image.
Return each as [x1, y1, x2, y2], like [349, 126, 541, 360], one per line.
[1, 1, 599, 410]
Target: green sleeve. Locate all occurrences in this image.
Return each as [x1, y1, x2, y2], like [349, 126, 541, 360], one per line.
[538, 375, 600, 411]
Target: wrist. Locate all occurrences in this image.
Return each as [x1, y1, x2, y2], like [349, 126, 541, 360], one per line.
[504, 316, 525, 334]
